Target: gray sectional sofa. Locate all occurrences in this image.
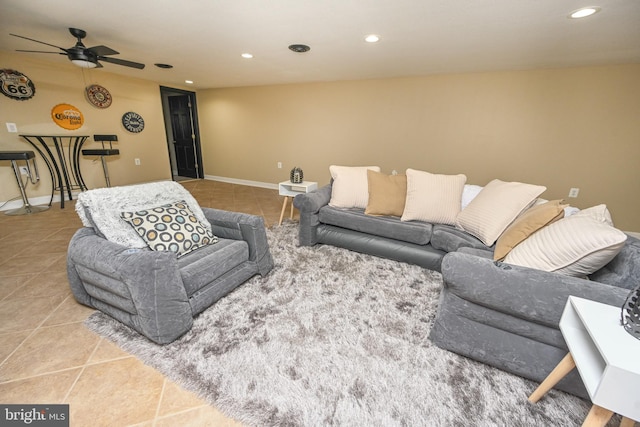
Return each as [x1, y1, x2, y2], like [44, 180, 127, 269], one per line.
[294, 182, 640, 398]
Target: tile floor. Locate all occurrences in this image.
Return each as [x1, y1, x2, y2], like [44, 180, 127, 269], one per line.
[0, 180, 288, 427]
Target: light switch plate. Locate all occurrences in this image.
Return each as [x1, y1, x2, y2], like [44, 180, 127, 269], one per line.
[6, 123, 18, 133]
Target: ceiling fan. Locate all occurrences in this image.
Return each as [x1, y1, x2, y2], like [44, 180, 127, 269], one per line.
[10, 27, 145, 69]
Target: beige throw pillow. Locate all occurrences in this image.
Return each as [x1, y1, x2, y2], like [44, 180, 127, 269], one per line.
[329, 165, 381, 209]
[504, 213, 627, 277]
[365, 170, 407, 217]
[455, 179, 546, 246]
[401, 169, 467, 225]
[493, 199, 567, 261]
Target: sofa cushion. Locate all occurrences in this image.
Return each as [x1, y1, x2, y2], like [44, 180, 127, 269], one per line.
[121, 200, 218, 258]
[455, 179, 546, 246]
[329, 165, 380, 209]
[178, 238, 249, 296]
[504, 212, 627, 277]
[431, 224, 492, 253]
[319, 205, 432, 245]
[365, 170, 407, 217]
[493, 199, 567, 261]
[401, 169, 467, 225]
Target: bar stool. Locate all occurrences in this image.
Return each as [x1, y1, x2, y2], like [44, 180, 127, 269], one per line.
[0, 151, 49, 215]
[81, 134, 119, 187]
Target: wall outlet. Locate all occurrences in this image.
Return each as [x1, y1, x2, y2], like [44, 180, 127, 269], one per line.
[277, 162, 282, 169]
[568, 187, 580, 198]
[134, 158, 141, 166]
[19, 166, 29, 175]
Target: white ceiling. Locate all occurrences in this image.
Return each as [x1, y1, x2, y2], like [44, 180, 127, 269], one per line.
[1, 0, 639, 89]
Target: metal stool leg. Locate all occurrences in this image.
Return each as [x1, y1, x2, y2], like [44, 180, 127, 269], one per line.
[100, 156, 112, 187]
[5, 160, 49, 216]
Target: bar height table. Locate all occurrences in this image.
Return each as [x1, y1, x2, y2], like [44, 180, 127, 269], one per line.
[20, 135, 89, 208]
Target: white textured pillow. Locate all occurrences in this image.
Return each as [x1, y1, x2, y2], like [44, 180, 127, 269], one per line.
[329, 165, 381, 209]
[504, 214, 627, 277]
[573, 204, 614, 225]
[455, 179, 546, 246]
[461, 184, 483, 210]
[401, 169, 466, 225]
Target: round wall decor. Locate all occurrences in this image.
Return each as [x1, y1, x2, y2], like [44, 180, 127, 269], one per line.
[51, 103, 84, 130]
[85, 84, 112, 108]
[122, 111, 145, 133]
[0, 69, 36, 100]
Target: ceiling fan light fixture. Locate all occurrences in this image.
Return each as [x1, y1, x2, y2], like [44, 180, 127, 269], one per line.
[569, 7, 601, 19]
[71, 59, 97, 69]
[288, 44, 310, 53]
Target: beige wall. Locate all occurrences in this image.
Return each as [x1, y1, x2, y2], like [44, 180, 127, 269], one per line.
[2, 50, 639, 231]
[198, 64, 640, 231]
[0, 50, 173, 205]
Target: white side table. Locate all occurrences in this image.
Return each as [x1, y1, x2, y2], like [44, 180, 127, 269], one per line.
[528, 296, 640, 426]
[278, 180, 317, 226]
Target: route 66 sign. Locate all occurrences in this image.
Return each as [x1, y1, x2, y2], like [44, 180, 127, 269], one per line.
[0, 69, 36, 100]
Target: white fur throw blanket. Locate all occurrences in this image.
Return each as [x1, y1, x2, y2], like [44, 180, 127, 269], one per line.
[76, 180, 211, 248]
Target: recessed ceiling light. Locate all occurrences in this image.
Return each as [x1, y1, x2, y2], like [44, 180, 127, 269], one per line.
[365, 34, 380, 43]
[569, 7, 601, 19]
[241, 53, 253, 59]
[185, 80, 193, 84]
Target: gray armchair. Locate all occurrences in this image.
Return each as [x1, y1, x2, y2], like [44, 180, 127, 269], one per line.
[68, 208, 273, 344]
[428, 235, 640, 398]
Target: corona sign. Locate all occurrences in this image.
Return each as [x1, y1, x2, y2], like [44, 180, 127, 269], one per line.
[51, 103, 84, 130]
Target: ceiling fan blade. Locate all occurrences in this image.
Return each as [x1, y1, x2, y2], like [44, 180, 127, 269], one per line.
[99, 56, 145, 69]
[10, 33, 67, 52]
[16, 49, 66, 55]
[88, 45, 119, 56]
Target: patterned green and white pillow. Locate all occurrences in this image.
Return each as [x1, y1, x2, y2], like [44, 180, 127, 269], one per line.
[121, 200, 217, 257]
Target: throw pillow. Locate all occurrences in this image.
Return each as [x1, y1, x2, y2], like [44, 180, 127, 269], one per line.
[329, 165, 381, 209]
[504, 213, 627, 277]
[121, 200, 218, 258]
[461, 184, 483, 210]
[455, 179, 546, 246]
[493, 199, 568, 261]
[401, 169, 467, 225]
[365, 170, 407, 217]
[573, 204, 614, 226]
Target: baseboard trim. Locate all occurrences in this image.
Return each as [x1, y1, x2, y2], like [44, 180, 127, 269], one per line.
[0, 192, 81, 211]
[203, 175, 278, 190]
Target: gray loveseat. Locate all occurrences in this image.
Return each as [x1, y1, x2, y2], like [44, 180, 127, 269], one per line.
[294, 182, 639, 398]
[68, 208, 274, 344]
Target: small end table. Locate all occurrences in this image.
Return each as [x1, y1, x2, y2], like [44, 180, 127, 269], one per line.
[528, 296, 640, 426]
[278, 180, 317, 226]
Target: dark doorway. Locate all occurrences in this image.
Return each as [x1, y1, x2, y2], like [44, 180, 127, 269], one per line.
[160, 87, 202, 180]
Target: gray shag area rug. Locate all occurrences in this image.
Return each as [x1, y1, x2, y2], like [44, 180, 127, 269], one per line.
[85, 223, 596, 427]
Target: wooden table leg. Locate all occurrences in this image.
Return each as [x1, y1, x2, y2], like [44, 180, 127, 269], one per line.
[582, 405, 614, 427]
[619, 417, 636, 427]
[279, 197, 289, 226]
[290, 196, 295, 220]
[528, 353, 576, 403]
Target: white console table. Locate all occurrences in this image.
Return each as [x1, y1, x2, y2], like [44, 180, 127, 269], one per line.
[528, 296, 640, 426]
[278, 180, 317, 226]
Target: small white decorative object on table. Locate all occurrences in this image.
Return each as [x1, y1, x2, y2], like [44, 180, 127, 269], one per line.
[278, 180, 317, 226]
[528, 296, 640, 426]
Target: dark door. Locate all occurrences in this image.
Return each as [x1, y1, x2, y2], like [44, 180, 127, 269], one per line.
[169, 95, 198, 178]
